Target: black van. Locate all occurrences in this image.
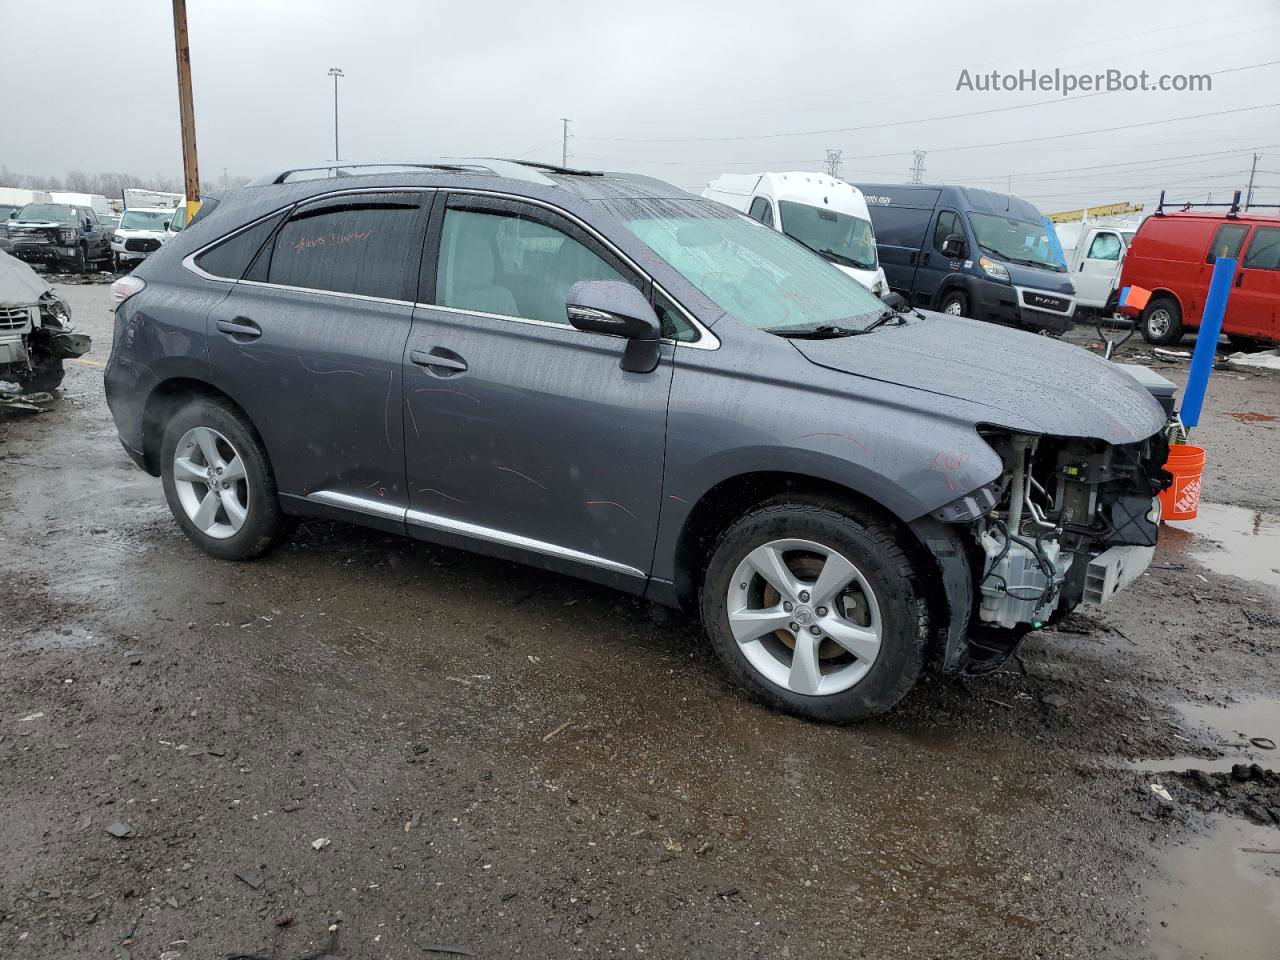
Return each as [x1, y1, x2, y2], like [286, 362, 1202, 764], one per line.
[853, 184, 1076, 333]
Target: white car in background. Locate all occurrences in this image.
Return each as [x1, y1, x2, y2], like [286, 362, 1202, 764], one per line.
[702, 172, 889, 295]
[110, 207, 176, 270]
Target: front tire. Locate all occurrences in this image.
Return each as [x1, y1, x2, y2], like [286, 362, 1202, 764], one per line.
[160, 397, 285, 561]
[72, 244, 88, 274]
[700, 496, 929, 722]
[938, 290, 969, 317]
[1140, 296, 1183, 345]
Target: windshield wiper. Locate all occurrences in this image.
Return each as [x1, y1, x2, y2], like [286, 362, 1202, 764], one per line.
[861, 309, 906, 333]
[767, 323, 864, 339]
[817, 248, 875, 271]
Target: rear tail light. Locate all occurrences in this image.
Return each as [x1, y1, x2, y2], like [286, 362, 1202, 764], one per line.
[111, 275, 146, 304]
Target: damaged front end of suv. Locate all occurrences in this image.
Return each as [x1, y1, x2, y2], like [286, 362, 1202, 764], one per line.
[915, 426, 1171, 675]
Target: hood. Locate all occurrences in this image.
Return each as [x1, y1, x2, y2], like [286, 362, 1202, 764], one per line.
[0, 249, 51, 308]
[791, 311, 1166, 445]
[114, 228, 167, 239]
[10, 220, 65, 229]
[1001, 260, 1074, 295]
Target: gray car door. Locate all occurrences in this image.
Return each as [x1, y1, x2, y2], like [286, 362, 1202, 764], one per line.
[203, 190, 431, 522]
[403, 193, 675, 590]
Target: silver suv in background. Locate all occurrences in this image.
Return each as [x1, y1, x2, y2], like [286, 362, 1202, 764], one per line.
[104, 160, 1170, 722]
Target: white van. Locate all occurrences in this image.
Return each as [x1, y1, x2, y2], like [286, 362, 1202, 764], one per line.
[702, 172, 888, 295]
[1054, 217, 1141, 315]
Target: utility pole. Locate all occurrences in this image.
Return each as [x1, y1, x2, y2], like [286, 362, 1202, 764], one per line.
[171, 0, 200, 221]
[910, 150, 927, 184]
[824, 149, 843, 178]
[561, 118, 572, 168]
[1245, 152, 1260, 209]
[328, 67, 344, 161]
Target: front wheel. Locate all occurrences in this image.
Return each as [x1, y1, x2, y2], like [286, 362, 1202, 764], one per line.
[937, 290, 969, 317]
[160, 397, 285, 561]
[71, 245, 88, 274]
[16, 358, 64, 393]
[700, 497, 929, 722]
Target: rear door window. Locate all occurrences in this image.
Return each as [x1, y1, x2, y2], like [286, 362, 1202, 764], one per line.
[1243, 227, 1280, 271]
[251, 193, 427, 301]
[1205, 223, 1249, 263]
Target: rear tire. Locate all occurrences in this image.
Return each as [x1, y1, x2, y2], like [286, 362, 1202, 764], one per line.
[700, 496, 929, 722]
[1140, 296, 1184, 345]
[160, 397, 285, 561]
[938, 290, 969, 318]
[1227, 334, 1272, 352]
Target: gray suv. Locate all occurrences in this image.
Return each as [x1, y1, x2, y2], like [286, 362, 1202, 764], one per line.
[104, 160, 1170, 722]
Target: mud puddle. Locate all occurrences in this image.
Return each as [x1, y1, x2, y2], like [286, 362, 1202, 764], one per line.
[1143, 817, 1280, 959]
[1163, 503, 1280, 591]
[1127, 698, 1280, 772]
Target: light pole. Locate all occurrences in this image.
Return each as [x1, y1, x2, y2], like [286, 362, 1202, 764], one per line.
[327, 67, 344, 161]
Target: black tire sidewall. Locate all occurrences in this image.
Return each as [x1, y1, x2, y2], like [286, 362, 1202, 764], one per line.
[1140, 297, 1183, 345]
[159, 398, 283, 561]
[700, 502, 928, 722]
[939, 291, 968, 317]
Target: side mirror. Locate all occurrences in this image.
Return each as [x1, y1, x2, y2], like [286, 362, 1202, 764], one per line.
[83, 219, 92, 230]
[880, 291, 908, 311]
[163, 221, 171, 230]
[941, 234, 965, 258]
[566, 279, 662, 373]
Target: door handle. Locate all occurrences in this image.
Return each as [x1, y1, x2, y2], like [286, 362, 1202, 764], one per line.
[1236, 273, 1244, 287]
[410, 347, 468, 374]
[215, 317, 262, 341]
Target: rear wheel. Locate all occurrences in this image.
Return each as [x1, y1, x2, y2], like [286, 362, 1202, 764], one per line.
[1140, 296, 1184, 345]
[1227, 334, 1272, 352]
[700, 497, 929, 722]
[160, 397, 285, 560]
[938, 290, 969, 317]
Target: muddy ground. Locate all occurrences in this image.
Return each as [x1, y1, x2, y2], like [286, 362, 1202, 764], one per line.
[2, 284, 1278, 959]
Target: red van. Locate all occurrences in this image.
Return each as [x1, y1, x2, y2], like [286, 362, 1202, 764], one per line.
[1118, 204, 1280, 348]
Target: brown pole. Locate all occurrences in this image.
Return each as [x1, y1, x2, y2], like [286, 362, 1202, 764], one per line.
[172, 0, 201, 222]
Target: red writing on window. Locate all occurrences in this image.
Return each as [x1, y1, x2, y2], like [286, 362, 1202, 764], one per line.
[294, 229, 374, 253]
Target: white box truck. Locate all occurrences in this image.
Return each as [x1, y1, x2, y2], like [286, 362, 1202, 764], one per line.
[702, 172, 888, 295]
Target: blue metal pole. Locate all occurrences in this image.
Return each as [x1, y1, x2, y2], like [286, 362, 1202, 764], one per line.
[1180, 256, 1236, 429]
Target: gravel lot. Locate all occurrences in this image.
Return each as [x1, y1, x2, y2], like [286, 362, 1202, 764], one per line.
[2, 281, 1278, 959]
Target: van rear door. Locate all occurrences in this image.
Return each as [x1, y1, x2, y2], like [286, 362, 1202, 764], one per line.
[1227, 225, 1280, 343]
[1074, 229, 1125, 309]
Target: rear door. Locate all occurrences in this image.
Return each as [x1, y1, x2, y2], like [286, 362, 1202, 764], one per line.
[1074, 229, 1124, 308]
[203, 190, 431, 519]
[1227, 225, 1280, 340]
[402, 193, 674, 588]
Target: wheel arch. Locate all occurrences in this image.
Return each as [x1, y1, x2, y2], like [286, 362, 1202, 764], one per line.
[139, 376, 252, 476]
[662, 471, 954, 651]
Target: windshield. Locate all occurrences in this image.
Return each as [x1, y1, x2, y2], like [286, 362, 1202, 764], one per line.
[968, 212, 1066, 272]
[120, 210, 172, 231]
[616, 197, 887, 331]
[777, 200, 877, 271]
[17, 203, 77, 224]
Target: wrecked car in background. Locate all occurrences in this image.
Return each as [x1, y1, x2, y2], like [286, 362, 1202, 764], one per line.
[105, 160, 1170, 723]
[0, 249, 90, 393]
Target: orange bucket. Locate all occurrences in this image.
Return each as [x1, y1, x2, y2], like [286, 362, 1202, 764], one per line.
[1158, 444, 1206, 521]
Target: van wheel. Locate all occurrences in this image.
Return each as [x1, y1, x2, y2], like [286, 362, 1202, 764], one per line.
[1140, 297, 1183, 345]
[699, 496, 929, 723]
[160, 397, 285, 561]
[938, 291, 969, 317]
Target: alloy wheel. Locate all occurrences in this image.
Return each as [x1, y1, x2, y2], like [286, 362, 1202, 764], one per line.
[726, 538, 882, 696]
[172, 426, 250, 539]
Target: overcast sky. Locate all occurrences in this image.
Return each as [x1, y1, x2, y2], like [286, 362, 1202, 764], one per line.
[4, 0, 1278, 212]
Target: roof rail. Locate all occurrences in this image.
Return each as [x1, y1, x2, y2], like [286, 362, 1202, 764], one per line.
[1154, 189, 1243, 218]
[246, 157, 605, 189]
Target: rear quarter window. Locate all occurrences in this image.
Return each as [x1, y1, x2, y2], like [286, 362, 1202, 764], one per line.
[193, 211, 287, 280]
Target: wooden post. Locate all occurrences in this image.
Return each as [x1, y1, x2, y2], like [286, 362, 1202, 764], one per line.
[172, 0, 200, 221]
